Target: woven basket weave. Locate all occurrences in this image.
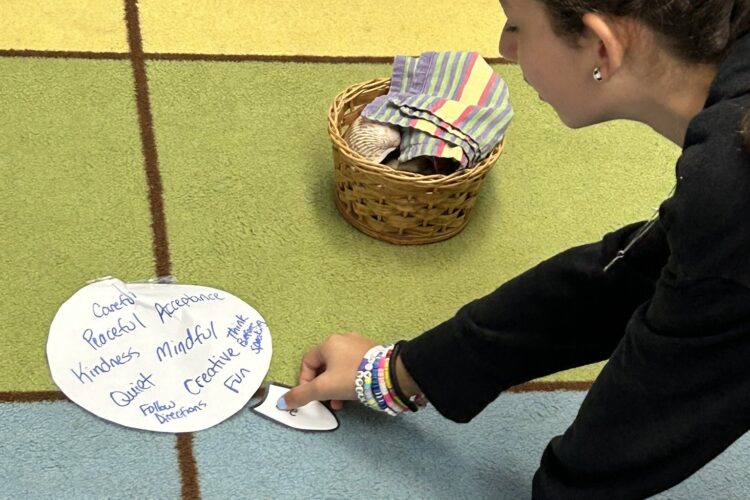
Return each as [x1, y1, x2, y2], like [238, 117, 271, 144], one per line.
[328, 77, 504, 245]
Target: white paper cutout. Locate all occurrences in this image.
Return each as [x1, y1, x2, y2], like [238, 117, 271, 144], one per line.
[251, 383, 339, 432]
[46, 277, 272, 433]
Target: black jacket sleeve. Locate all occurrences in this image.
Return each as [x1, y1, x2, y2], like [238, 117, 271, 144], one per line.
[399, 220, 670, 423]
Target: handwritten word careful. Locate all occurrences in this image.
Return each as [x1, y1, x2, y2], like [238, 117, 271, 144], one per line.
[154, 292, 225, 324]
[82, 313, 147, 351]
[92, 292, 136, 319]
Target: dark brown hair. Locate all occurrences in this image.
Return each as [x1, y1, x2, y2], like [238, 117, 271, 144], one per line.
[540, 0, 750, 152]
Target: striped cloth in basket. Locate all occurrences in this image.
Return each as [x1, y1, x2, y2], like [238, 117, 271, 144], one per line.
[362, 51, 513, 169]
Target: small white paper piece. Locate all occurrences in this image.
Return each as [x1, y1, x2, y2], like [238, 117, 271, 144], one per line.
[251, 383, 339, 432]
[47, 277, 272, 433]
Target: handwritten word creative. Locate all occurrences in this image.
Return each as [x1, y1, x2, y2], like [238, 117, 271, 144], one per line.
[47, 278, 272, 432]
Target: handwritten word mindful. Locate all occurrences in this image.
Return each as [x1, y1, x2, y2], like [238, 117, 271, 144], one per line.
[82, 312, 147, 351]
[109, 372, 156, 407]
[155, 321, 218, 362]
[92, 292, 136, 319]
[70, 347, 141, 385]
[154, 292, 225, 324]
[139, 399, 176, 416]
[153, 401, 207, 424]
[223, 367, 251, 394]
[226, 315, 266, 353]
[183, 347, 240, 395]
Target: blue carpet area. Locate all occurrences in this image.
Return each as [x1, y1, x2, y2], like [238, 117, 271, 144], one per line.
[2, 392, 747, 499]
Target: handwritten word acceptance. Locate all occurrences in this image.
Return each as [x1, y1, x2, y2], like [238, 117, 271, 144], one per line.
[154, 292, 225, 324]
[156, 321, 218, 362]
[83, 312, 147, 351]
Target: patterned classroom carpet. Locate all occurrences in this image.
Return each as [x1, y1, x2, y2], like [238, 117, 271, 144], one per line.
[1, 1, 747, 498]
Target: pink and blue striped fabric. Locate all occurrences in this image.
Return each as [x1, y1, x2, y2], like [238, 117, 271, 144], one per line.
[362, 51, 513, 169]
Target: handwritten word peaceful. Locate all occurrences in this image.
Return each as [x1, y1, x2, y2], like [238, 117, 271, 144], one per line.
[183, 347, 240, 395]
[156, 321, 218, 362]
[70, 347, 141, 385]
[109, 371, 156, 407]
[154, 292, 225, 324]
[82, 313, 147, 351]
[226, 315, 266, 353]
[92, 292, 136, 319]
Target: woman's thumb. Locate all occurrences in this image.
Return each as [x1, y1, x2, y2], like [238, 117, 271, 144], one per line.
[278, 380, 320, 411]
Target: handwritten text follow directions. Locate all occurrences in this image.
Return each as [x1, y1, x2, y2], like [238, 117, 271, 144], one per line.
[47, 277, 272, 433]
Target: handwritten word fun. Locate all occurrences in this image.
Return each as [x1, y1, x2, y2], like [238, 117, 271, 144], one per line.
[110, 372, 156, 407]
[70, 347, 141, 385]
[156, 322, 218, 362]
[183, 348, 241, 395]
[82, 312, 147, 351]
[92, 292, 136, 319]
[223, 368, 251, 394]
[154, 292, 225, 324]
[154, 401, 207, 424]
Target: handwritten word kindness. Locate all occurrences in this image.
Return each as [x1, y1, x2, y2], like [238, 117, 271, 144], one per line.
[156, 322, 218, 362]
[226, 315, 267, 353]
[92, 292, 136, 319]
[70, 346, 140, 385]
[83, 312, 147, 351]
[154, 292, 225, 324]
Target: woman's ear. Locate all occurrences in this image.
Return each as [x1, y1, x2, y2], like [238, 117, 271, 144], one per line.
[581, 13, 627, 80]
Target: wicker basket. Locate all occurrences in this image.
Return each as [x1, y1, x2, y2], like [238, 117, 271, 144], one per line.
[328, 77, 505, 245]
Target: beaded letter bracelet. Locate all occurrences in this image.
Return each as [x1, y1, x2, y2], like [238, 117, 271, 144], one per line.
[354, 342, 427, 415]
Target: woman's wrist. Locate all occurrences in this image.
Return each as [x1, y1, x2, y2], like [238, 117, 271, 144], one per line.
[395, 354, 421, 398]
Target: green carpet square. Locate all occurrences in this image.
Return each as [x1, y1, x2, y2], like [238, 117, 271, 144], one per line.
[0, 58, 154, 390]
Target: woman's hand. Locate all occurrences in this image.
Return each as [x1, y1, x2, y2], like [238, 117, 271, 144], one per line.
[279, 333, 377, 411]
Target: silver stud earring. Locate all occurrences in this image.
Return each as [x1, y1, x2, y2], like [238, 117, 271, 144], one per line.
[593, 67, 603, 81]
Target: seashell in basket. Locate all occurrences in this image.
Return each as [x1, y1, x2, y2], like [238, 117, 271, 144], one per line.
[343, 116, 401, 163]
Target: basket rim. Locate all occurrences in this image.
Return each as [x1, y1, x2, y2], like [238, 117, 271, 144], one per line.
[328, 77, 505, 187]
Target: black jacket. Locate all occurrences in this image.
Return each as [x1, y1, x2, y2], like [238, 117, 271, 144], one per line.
[400, 31, 750, 499]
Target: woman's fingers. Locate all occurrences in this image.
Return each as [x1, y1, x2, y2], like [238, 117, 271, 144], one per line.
[298, 344, 325, 384]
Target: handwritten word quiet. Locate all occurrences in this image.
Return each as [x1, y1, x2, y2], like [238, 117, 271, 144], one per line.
[154, 401, 207, 425]
[82, 312, 147, 351]
[155, 321, 218, 362]
[109, 372, 156, 407]
[183, 347, 240, 395]
[70, 347, 141, 385]
[92, 292, 136, 319]
[223, 367, 251, 394]
[154, 292, 225, 324]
